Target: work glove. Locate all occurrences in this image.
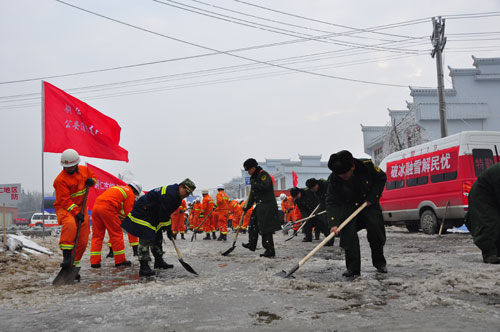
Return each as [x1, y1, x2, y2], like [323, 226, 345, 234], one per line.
[85, 178, 95, 187]
[165, 226, 174, 239]
[75, 214, 84, 224]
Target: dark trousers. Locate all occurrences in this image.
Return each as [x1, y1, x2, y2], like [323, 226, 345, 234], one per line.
[247, 215, 275, 254]
[339, 206, 386, 274]
[302, 215, 329, 240]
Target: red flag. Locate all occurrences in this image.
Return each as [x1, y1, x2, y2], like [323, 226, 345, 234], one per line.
[43, 81, 129, 162]
[86, 163, 126, 210]
[292, 171, 298, 187]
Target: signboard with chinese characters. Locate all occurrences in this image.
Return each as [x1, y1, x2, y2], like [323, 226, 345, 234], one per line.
[0, 183, 21, 207]
[386, 147, 459, 181]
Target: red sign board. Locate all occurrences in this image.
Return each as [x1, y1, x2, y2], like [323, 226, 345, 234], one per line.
[386, 147, 459, 181]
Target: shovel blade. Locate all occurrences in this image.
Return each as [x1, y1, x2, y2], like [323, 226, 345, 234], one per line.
[52, 266, 81, 286]
[275, 264, 299, 279]
[221, 245, 236, 256]
[179, 258, 198, 275]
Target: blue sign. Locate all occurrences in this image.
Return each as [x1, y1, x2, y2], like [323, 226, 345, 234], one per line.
[245, 176, 251, 185]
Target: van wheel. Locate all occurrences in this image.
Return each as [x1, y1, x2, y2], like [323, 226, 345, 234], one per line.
[405, 221, 419, 233]
[420, 210, 438, 234]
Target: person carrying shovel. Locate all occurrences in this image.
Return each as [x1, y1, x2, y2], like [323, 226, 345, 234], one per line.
[240, 158, 281, 258]
[53, 149, 96, 281]
[326, 150, 388, 278]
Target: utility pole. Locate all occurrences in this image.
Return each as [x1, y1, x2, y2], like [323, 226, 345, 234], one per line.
[431, 16, 448, 138]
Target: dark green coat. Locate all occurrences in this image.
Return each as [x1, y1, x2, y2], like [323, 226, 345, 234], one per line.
[326, 158, 386, 228]
[294, 188, 319, 216]
[246, 167, 281, 234]
[468, 162, 500, 257]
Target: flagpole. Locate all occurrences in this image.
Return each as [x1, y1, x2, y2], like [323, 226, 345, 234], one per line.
[41, 80, 45, 240]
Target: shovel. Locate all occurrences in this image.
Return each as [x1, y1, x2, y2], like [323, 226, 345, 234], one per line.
[169, 237, 198, 275]
[53, 187, 89, 286]
[276, 202, 367, 279]
[221, 192, 251, 256]
[284, 204, 321, 242]
[190, 209, 214, 242]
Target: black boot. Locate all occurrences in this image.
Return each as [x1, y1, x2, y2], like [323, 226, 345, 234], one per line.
[212, 232, 217, 240]
[173, 233, 177, 240]
[132, 246, 138, 256]
[139, 261, 155, 277]
[222, 234, 227, 241]
[242, 242, 255, 252]
[302, 237, 312, 242]
[115, 260, 132, 267]
[91, 263, 101, 268]
[60, 249, 72, 268]
[203, 233, 211, 240]
[217, 234, 223, 241]
[260, 249, 275, 258]
[181, 233, 185, 240]
[106, 247, 114, 258]
[154, 257, 174, 269]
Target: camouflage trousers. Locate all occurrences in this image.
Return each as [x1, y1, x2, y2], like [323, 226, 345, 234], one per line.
[138, 231, 164, 262]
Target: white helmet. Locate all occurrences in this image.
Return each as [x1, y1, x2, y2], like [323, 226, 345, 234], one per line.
[129, 181, 142, 195]
[60, 149, 80, 167]
[217, 184, 224, 190]
[196, 197, 201, 203]
[202, 189, 208, 195]
[280, 193, 287, 201]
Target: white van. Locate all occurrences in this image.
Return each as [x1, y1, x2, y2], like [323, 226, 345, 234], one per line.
[379, 131, 500, 234]
[29, 212, 58, 227]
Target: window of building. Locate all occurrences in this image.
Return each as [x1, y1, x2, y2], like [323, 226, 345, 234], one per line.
[280, 177, 286, 190]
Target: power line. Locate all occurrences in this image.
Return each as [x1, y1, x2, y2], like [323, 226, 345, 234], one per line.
[53, 0, 410, 88]
[153, 0, 423, 53]
[1, 52, 427, 104]
[231, 0, 429, 39]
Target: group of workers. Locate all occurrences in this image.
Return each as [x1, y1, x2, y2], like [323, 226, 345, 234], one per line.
[53, 146, 500, 283]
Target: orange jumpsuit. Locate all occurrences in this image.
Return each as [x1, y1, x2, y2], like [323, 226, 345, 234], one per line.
[171, 200, 187, 235]
[201, 194, 215, 234]
[215, 190, 230, 235]
[241, 201, 254, 230]
[292, 205, 302, 231]
[191, 201, 202, 230]
[53, 165, 96, 266]
[107, 232, 138, 254]
[90, 185, 136, 265]
[281, 195, 296, 223]
[229, 200, 243, 230]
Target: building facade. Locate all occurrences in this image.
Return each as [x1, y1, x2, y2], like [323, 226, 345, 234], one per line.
[362, 56, 500, 165]
[223, 155, 331, 199]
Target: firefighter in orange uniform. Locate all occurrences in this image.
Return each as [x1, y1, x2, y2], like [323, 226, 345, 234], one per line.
[201, 189, 215, 240]
[171, 199, 187, 239]
[280, 193, 296, 224]
[90, 181, 142, 268]
[53, 149, 96, 275]
[292, 205, 302, 232]
[241, 200, 254, 233]
[215, 184, 230, 241]
[230, 199, 243, 231]
[191, 197, 202, 231]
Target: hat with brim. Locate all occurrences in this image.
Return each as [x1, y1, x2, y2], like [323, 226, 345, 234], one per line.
[328, 150, 354, 174]
[180, 178, 196, 194]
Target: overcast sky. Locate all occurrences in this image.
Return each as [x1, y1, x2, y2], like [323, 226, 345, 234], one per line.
[1, 0, 499, 195]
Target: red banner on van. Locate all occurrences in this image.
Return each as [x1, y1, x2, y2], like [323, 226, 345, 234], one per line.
[386, 147, 459, 181]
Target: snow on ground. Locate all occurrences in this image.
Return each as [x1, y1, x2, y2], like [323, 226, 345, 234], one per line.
[0, 227, 499, 332]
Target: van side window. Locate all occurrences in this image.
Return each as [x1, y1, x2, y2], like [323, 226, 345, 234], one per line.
[472, 149, 495, 177]
[406, 176, 428, 187]
[386, 180, 404, 190]
[430, 171, 458, 183]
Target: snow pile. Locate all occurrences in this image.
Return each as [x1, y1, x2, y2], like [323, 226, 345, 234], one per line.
[6, 234, 53, 255]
